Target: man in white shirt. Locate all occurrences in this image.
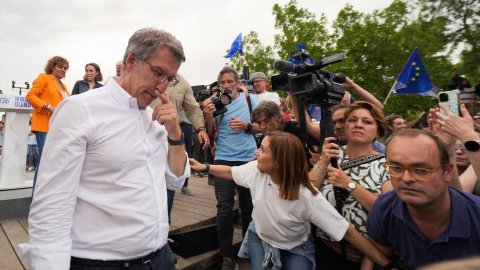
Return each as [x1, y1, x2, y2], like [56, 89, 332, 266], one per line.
[251, 72, 280, 105]
[19, 28, 190, 270]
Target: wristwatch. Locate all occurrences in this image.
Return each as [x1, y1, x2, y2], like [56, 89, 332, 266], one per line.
[464, 140, 480, 152]
[197, 126, 206, 133]
[167, 132, 185, 146]
[347, 182, 357, 192]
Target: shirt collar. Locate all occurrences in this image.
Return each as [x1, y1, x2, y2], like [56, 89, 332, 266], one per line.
[106, 77, 143, 111]
[392, 186, 470, 241]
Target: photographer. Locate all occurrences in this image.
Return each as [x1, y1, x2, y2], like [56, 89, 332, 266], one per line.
[202, 66, 260, 270]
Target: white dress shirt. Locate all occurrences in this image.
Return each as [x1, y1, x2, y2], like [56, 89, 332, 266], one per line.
[19, 79, 189, 269]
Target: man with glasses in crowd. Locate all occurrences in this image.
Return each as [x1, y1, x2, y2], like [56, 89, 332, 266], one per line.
[366, 129, 480, 269]
[251, 72, 280, 105]
[473, 113, 480, 129]
[20, 28, 189, 270]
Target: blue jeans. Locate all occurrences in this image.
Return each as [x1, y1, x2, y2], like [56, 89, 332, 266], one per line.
[247, 222, 315, 270]
[70, 244, 175, 270]
[32, 131, 47, 196]
[214, 160, 253, 258]
[28, 144, 39, 167]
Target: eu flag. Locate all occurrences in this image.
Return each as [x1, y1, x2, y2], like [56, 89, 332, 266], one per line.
[391, 48, 438, 97]
[224, 33, 243, 58]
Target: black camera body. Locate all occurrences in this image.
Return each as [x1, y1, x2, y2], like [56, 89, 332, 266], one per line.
[271, 49, 346, 107]
[211, 93, 232, 117]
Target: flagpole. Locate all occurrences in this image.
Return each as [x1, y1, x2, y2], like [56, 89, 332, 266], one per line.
[383, 85, 395, 105]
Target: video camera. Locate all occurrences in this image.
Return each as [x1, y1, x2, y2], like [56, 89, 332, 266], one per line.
[272, 48, 348, 215]
[240, 66, 254, 94]
[271, 48, 345, 107]
[192, 85, 211, 103]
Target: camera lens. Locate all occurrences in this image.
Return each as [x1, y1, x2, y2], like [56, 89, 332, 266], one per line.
[219, 94, 232, 105]
[439, 93, 448, 102]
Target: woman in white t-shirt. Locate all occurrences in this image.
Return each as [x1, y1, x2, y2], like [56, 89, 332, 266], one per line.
[189, 132, 390, 270]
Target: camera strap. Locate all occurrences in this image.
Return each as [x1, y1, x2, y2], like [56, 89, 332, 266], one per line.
[245, 93, 253, 122]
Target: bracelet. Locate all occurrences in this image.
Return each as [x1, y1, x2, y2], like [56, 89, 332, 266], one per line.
[246, 123, 252, 132]
[315, 163, 327, 174]
[314, 163, 327, 177]
[203, 163, 210, 173]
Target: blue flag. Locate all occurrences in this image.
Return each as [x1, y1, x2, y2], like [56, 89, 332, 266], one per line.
[224, 33, 242, 58]
[391, 48, 439, 98]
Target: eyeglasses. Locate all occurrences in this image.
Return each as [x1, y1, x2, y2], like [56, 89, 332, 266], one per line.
[143, 60, 179, 87]
[253, 79, 266, 84]
[455, 144, 466, 153]
[383, 164, 445, 181]
[473, 117, 480, 120]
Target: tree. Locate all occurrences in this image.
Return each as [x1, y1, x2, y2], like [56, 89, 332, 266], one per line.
[272, 0, 332, 61]
[418, 0, 480, 80]
[331, 0, 449, 119]
[223, 0, 468, 121]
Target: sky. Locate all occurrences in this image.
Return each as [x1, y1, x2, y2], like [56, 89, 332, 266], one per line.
[0, 0, 394, 96]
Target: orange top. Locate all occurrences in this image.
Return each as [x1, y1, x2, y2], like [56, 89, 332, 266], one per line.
[26, 73, 70, 132]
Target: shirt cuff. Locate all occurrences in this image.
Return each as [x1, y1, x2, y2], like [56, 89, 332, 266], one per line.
[165, 151, 191, 190]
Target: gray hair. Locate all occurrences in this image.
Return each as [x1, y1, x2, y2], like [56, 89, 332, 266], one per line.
[123, 28, 185, 65]
[217, 66, 239, 83]
[252, 101, 285, 124]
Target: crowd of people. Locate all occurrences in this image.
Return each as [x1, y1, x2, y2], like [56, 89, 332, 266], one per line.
[11, 27, 480, 270]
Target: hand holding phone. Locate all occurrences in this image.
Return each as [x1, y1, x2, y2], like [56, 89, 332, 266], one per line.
[438, 90, 460, 116]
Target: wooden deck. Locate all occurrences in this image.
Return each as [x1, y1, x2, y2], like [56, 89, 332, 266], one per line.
[0, 175, 247, 270]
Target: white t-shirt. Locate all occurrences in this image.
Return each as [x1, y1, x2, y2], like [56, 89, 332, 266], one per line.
[254, 91, 280, 105]
[231, 161, 349, 250]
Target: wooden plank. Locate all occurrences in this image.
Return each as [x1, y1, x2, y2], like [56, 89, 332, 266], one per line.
[0, 223, 24, 270]
[3, 175, 245, 270]
[17, 219, 28, 234]
[1, 220, 29, 269]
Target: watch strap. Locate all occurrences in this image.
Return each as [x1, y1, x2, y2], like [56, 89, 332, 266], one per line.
[167, 132, 185, 145]
[464, 140, 480, 152]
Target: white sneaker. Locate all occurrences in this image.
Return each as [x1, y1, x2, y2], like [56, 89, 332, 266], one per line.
[27, 166, 35, 171]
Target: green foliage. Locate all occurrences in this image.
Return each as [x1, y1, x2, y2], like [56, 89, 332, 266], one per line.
[224, 0, 479, 121]
[417, 0, 480, 81]
[272, 0, 332, 60]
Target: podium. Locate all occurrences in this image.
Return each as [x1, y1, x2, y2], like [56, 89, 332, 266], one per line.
[0, 94, 34, 220]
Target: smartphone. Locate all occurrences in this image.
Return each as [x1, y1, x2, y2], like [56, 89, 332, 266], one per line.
[438, 90, 459, 115]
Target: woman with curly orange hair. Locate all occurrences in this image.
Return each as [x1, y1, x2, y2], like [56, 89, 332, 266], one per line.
[26, 56, 70, 190]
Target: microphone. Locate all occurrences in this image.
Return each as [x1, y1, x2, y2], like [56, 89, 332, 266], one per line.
[273, 60, 295, 73]
[332, 73, 346, 84]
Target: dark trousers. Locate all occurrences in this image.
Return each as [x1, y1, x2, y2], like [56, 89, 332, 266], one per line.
[192, 131, 205, 164]
[214, 159, 253, 258]
[167, 189, 175, 224]
[166, 124, 192, 225]
[314, 235, 361, 270]
[70, 244, 175, 270]
[180, 123, 192, 188]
